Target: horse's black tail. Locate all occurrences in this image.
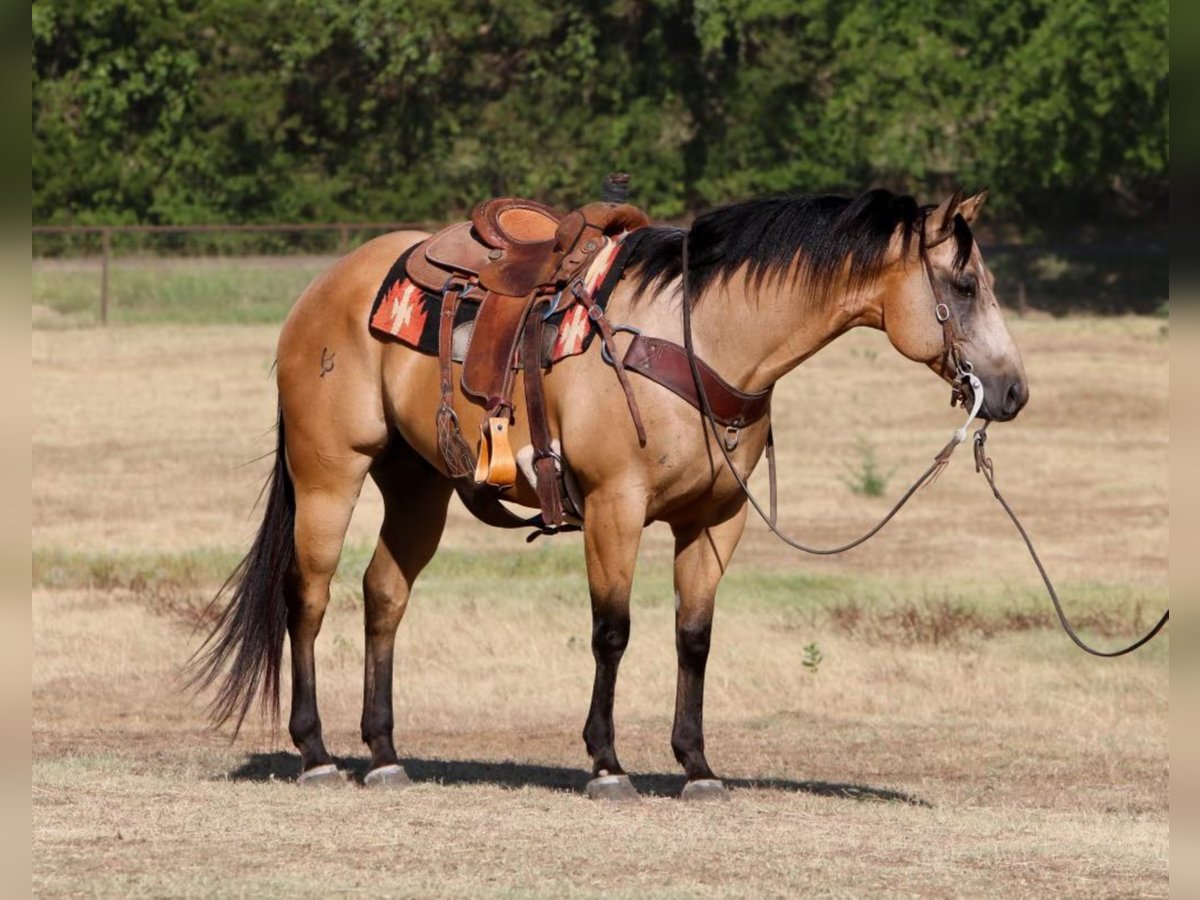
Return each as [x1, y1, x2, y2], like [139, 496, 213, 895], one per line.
[188, 407, 294, 735]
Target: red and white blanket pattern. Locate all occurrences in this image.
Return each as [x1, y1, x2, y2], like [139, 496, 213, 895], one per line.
[369, 233, 629, 363]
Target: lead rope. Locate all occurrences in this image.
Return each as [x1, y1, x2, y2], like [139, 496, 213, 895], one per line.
[972, 423, 1169, 657]
[680, 233, 1168, 654]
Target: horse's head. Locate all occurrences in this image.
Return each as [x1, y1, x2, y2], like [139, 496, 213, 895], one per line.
[880, 191, 1029, 422]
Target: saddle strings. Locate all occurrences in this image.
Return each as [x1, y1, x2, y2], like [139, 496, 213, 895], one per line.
[678, 231, 1168, 657]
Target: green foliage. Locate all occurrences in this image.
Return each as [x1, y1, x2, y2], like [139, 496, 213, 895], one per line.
[802, 641, 823, 674]
[33, 0, 1167, 228]
[841, 438, 893, 498]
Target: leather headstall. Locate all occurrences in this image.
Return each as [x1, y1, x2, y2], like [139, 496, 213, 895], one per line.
[918, 211, 973, 409]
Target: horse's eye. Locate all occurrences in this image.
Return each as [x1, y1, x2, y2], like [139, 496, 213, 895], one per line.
[956, 275, 977, 300]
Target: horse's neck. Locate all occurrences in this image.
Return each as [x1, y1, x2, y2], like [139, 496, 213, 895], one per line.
[606, 264, 871, 394]
[684, 274, 863, 393]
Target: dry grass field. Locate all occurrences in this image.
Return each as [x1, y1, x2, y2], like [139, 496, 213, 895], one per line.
[32, 309, 1168, 895]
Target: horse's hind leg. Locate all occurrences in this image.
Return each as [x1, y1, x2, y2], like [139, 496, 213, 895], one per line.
[286, 446, 374, 785]
[670, 504, 747, 801]
[360, 447, 453, 788]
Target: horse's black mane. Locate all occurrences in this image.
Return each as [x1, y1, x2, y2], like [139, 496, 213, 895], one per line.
[625, 188, 973, 305]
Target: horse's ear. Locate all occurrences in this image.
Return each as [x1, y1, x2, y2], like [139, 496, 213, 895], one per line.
[923, 190, 963, 246]
[958, 189, 988, 225]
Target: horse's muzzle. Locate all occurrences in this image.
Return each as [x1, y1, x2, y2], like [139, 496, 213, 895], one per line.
[977, 375, 1029, 422]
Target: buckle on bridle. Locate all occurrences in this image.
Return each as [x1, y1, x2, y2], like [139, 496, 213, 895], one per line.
[948, 357, 973, 406]
[935, 302, 951, 323]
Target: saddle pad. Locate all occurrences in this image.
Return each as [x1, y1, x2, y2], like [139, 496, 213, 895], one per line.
[368, 231, 640, 361]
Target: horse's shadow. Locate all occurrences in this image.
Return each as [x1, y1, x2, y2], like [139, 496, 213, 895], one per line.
[227, 752, 930, 806]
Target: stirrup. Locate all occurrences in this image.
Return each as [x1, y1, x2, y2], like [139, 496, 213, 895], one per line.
[474, 416, 518, 488]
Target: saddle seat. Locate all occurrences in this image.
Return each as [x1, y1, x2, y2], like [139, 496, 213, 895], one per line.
[407, 197, 647, 297]
[474, 197, 562, 245]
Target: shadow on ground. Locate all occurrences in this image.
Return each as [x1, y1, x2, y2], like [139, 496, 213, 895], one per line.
[227, 752, 929, 806]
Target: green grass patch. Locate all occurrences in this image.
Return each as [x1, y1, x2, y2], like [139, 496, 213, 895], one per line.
[33, 546, 243, 592]
[32, 259, 329, 327]
[840, 438, 894, 498]
[33, 543, 1166, 651]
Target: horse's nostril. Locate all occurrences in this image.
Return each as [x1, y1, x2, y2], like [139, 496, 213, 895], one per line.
[1004, 381, 1027, 415]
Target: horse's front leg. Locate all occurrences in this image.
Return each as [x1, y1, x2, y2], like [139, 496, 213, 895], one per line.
[670, 503, 747, 800]
[580, 489, 647, 801]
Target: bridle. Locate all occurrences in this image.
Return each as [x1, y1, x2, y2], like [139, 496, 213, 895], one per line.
[920, 217, 980, 412]
[678, 215, 1168, 657]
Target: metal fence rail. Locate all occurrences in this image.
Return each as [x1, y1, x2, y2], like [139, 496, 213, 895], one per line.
[32, 221, 433, 323]
[32, 221, 1168, 324]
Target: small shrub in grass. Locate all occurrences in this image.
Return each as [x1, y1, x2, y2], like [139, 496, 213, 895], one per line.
[841, 438, 893, 498]
[802, 642, 823, 674]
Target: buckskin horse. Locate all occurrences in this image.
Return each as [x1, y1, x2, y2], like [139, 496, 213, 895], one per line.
[192, 187, 1028, 799]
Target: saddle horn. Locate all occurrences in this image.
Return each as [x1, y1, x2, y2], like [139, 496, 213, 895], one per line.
[601, 172, 631, 203]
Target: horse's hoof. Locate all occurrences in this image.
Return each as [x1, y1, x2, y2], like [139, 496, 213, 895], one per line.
[363, 764, 412, 790]
[681, 778, 729, 802]
[585, 773, 639, 801]
[297, 764, 346, 787]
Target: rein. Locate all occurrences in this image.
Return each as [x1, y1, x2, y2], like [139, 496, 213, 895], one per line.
[678, 229, 1168, 657]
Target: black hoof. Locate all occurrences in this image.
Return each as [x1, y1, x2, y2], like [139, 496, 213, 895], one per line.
[363, 764, 412, 790]
[297, 764, 346, 787]
[681, 778, 729, 802]
[585, 773, 639, 801]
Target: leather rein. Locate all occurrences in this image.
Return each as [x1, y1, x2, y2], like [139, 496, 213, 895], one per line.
[676, 223, 1168, 658]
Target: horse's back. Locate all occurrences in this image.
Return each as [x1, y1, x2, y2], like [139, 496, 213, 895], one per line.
[281, 231, 429, 341]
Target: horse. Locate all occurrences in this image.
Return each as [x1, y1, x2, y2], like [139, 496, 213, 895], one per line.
[191, 187, 1028, 799]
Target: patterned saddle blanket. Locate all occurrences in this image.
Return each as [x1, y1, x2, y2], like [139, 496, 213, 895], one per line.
[368, 232, 638, 365]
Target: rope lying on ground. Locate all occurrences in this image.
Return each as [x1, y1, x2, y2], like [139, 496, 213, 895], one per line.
[971, 424, 1169, 658]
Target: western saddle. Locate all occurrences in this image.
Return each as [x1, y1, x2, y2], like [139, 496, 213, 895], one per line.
[405, 191, 651, 532]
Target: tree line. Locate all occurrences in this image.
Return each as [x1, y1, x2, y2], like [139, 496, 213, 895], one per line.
[33, 0, 1167, 234]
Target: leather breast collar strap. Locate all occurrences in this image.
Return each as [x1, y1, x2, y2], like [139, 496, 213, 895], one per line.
[614, 333, 772, 436]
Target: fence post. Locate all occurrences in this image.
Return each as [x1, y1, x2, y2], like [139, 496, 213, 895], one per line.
[99, 227, 111, 325]
[339, 224, 349, 254]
